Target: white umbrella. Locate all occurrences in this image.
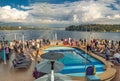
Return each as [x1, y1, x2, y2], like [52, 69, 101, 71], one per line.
[40, 52, 64, 81]
[36, 60, 64, 73]
[34, 73, 72, 81]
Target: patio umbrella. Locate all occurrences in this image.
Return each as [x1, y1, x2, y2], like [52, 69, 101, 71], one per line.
[34, 73, 72, 81]
[36, 60, 64, 73]
[40, 52, 64, 81]
[41, 52, 64, 60]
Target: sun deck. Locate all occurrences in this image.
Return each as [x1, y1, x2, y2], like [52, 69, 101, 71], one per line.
[0, 44, 118, 81]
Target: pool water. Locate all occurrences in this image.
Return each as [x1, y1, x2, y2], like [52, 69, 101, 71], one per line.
[44, 46, 105, 76]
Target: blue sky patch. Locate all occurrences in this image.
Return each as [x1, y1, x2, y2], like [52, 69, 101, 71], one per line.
[107, 4, 118, 10]
[29, 0, 80, 4]
[0, 0, 29, 7]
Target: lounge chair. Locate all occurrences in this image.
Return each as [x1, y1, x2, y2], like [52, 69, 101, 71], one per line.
[12, 59, 31, 69]
[12, 54, 32, 69]
[110, 58, 120, 65]
[93, 51, 106, 58]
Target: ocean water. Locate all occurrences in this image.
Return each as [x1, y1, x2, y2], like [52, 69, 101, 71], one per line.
[0, 30, 120, 41]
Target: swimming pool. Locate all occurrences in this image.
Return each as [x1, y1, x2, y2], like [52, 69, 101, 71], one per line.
[44, 46, 105, 76]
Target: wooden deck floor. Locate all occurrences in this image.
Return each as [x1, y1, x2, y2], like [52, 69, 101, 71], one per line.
[0, 60, 120, 81]
[112, 65, 120, 81]
[0, 61, 35, 81]
[0, 47, 119, 81]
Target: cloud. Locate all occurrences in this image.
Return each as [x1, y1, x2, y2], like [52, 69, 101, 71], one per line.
[27, 0, 120, 26]
[0, 6, 28, 22]
[20, 5, 33, 10]
[107, 14, 120, 19]
[0, 0, 120, 27]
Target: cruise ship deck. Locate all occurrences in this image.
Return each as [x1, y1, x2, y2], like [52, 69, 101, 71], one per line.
[0, 45, 119, 81]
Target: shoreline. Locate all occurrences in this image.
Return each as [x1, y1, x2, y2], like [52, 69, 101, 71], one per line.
[0, 29, 120, 33]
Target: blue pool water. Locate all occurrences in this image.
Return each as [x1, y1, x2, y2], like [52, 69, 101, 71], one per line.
[44, 46, 105, 76]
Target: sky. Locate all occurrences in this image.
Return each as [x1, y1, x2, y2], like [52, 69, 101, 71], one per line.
[0, 0, 120, 27]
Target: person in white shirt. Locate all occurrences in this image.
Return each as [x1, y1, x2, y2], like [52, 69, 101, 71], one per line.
[113, 51, 120, 63]
[114, 53, 120, 58]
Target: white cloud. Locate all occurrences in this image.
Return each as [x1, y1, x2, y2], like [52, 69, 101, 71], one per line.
[73, 14, 79, 23]
[81, 2, 103, 22]
[27, 0, 120, 26]
[107, 14, 120, 19]
[20, 5, 33, 10]
[0, 6, 28, 22]
[0, 0, 120, 27]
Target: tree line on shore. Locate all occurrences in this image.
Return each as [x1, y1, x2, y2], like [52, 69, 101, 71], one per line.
[65, 24, 120, 32]
[0, 26, 50, 30]
[0, 24, 120, 32]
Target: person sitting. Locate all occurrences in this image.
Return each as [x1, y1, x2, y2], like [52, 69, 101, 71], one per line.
[113, 51, 120, 63]
[105, 47, 110, 60]
[33, 68, 40, 79]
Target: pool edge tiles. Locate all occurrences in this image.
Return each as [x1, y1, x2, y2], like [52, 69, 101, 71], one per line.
[65, 72, 104, 77]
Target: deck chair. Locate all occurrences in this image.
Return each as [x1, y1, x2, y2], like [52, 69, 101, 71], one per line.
[110, 58, 120, 65]
[12, 58, 31, 69]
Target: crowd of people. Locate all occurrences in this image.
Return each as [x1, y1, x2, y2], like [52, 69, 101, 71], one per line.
[0, 38, 119, 61]
[55, 38, 120, 65]
[86, 39, 120, 64]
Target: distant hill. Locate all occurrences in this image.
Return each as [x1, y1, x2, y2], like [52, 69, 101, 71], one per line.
[65, 24, 120, 32]
[0, 22, 65, 30]
[0, 22, 24, 27]
[0, 26, 51, 30]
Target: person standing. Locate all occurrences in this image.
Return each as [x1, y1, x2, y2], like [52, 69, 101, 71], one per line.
[105, 47, 110, 60]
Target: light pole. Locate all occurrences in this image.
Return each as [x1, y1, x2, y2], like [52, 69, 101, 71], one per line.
[14, 33, 16, 40]
[35, 49, 39, 67]
[51, 60, 55, 81]
[22, 32, 25, 51]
